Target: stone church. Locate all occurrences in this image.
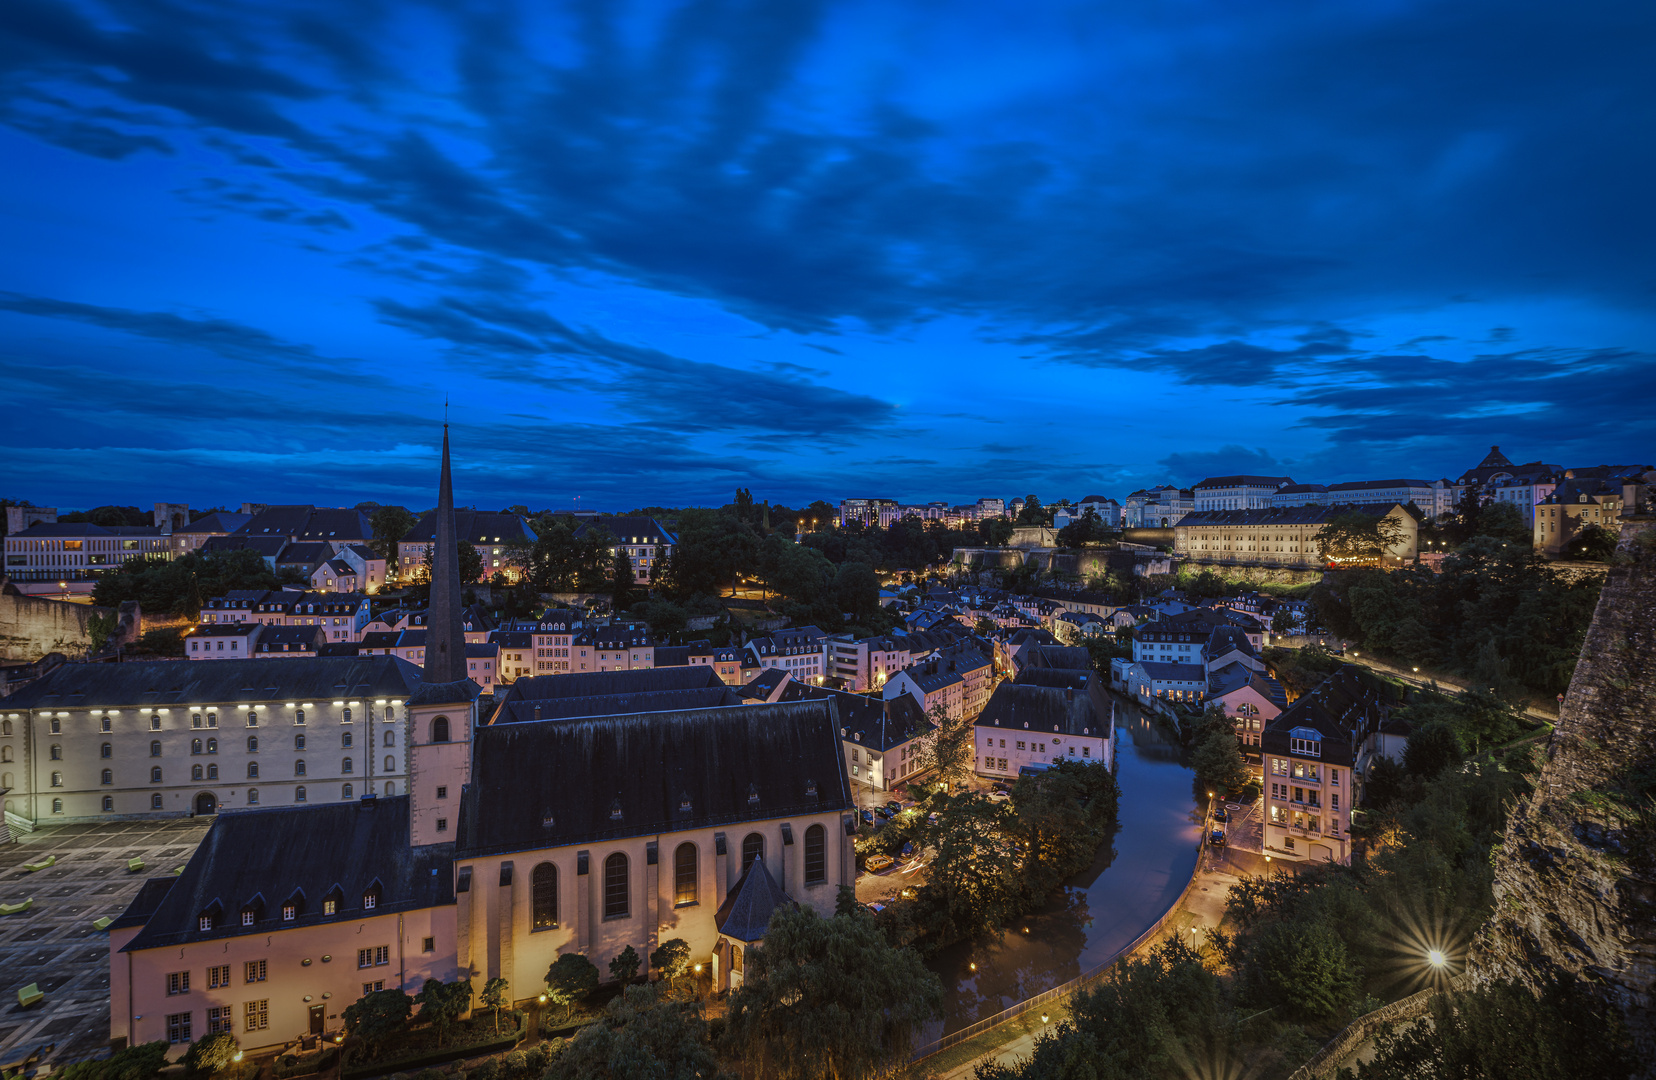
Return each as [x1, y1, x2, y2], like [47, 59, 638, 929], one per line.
[109, 427, 856, 1052]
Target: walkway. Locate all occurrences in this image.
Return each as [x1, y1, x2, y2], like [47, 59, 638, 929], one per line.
[929, 843, 1268, 1080]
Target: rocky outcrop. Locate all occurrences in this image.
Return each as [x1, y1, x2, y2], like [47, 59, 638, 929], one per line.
[1470, 517, 1656, 1071]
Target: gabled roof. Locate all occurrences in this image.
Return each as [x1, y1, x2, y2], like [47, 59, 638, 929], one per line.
[1326, 479, 1432, 491]
[233, 506, 372, 543]
[975, 682, 1107, 738]
[1135, 661, 1206, 681]
[492, 666, 725, 716]
[495, 686, 741, 723]
[715, 858, 793, 943]
[402, 509, 536, 546]
[572, 516, 677, 546]
[1177, 503, 1410, 528]
[1193, 475, 1294, 489]
[123, 796, 453, 951]
[176, 512, 252, 535]
[779, 682, 929, 751]
[457, 700, 853, 857]
[201, 536, 288, 557]
[1014, 667, 1091, 690]
[5, 656, 424, 708]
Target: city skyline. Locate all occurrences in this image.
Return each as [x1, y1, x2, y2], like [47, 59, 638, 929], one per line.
[3, 0, 1653, 509]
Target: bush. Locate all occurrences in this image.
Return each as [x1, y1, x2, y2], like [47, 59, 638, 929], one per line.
[271, 1049, 336, 1079]
[181, 1032, 238, 1077]
[57, 1042, 169, 1080]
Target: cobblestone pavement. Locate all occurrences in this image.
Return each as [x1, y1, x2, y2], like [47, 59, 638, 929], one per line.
[0, 819, 211, 1070]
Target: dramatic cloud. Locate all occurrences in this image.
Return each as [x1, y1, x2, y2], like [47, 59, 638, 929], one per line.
[0, 0, 1650, 506]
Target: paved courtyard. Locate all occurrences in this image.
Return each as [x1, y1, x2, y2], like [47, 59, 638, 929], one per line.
[0, 819, 212, 1070]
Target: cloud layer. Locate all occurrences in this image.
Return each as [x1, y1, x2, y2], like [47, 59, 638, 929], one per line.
[0, 0, 1651, 508]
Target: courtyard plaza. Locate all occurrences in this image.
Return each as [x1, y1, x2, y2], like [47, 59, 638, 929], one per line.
[0, 819, 211, 1071]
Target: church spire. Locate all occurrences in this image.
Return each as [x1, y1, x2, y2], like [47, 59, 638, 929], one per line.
[426, 422, 468, 684]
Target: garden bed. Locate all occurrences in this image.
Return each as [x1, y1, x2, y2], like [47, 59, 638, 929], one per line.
[340, 1012, 524, 1080]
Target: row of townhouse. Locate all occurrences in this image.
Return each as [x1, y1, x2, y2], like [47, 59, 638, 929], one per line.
[197, 591, 374, 643]
[1172, 502, 1419, 569]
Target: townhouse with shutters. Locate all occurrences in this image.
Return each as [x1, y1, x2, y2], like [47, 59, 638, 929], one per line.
[196, 591, 374, 643]
[1260, 665, 1410, 865]
[397, 508, 536, 585]
[572, 517, 677, 586]
[974, 679, 1114, 780]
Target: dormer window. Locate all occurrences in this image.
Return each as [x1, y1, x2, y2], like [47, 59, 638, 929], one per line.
[363, 890, 379, 910]
[241, 909, 256, 926]
[609, 798, 624, 821]
[679, 792, 693, 813]
[199, 915, 214, 931]
[323, 898, 337, 915]
[282, 903, 296, 921]
[747, 783, 760, 807]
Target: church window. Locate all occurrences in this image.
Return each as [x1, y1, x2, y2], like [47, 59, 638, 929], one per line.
[674, 843, 698, 906]
[603, 853, 629, 919]
[532, 862, 558, 929]
[431, 716, 450, 743]
[742, 833, 764, 875]
[804, 824, 827, 885]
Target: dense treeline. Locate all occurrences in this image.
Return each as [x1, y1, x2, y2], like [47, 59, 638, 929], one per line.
[91, 549, 278, 617]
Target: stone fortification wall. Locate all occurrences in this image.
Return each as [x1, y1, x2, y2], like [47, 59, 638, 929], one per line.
[1469, 516, 1656, 1071]
[0, 584, 114, 662]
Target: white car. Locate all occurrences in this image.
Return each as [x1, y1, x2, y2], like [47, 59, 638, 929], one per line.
[987, 790, 1011, 803]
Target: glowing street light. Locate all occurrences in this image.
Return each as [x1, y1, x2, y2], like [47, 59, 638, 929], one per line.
[1427, 949, 1446, 968]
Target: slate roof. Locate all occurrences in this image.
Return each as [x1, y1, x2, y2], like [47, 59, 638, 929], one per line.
[234, 506, 373, 543]
[738, 669, 790, 700]
[5, 656, 424, 708]
[111, 877, 179, 931]
[455, 700, 853, 857]
[1177, 503, 1409, 528]
[1206, 625, 1257, 658]
[573, 516, 677, 546]
[492, 666, 725, 716]
[175, 512, 252, 535]
[200, 536, 287, 557]
[276, 542, 334, 568]
[1135, 661, 1207, 681]
[1207, 662, 1287, 709]
[975, 683, 1108, 738]
[715, 858, 793, 943]
[1273, 483, 1329, 495]
[778, 682, 930, 751]
[1015, 668, 1092, 690]
[653, 645, 691, 667]
[1193, 475, 1294, 489]
[1024, 645, 1091, 671]
[406, 678, 481, 708]
[7, 522, 162, 538]
[1261, 664, 1395, 767]
[401, 509, 536, 546]
[123, 795, 454, 951]
[1326, 479, 1432, 491]
[495, 686, 742, 723]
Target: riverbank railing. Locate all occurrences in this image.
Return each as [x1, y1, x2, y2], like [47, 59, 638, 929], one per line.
[908, 830, 1207, 1065]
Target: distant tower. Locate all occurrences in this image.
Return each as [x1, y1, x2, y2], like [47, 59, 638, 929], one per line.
[406, 422, 479, 848]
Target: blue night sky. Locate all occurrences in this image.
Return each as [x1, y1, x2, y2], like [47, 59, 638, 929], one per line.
[2, 0, 1653, 512]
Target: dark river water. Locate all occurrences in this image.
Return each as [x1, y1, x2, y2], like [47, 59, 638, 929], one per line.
[923, 694, 1202, 1037]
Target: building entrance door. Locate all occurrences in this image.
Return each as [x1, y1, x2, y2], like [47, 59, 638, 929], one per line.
[309, 1005, 325, 1035]
[194, 792, 217, 815]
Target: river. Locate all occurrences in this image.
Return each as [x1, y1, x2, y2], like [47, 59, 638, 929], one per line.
[924, 693, 1202, 1035]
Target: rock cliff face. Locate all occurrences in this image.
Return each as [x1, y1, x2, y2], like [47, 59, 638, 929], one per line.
[1471, 517, 1656, 1070]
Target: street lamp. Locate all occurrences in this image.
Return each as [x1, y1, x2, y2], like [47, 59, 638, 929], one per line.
[1427, 949, 1446, 968]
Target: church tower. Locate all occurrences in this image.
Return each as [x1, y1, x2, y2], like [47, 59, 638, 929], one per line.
[406, 422, 480, 848]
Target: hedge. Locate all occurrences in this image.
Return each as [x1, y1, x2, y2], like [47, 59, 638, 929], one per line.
[340, 1013, 525, 1080]
[272, 1049, 338, 1079]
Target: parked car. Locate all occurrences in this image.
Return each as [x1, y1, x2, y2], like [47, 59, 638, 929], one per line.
[860, 808, 875, 824]
[863, 901, 887, 914]
[898, 841, 916, 861]
[874, 805, 895, 820]
[1209, 829, 1227, 847]
[1212, 806, 1229, 824]
[885, 800, 903, 815]
[865, 854, 896, 873]
[927, 812, 941, 826]
[987, 790, 1012, 803]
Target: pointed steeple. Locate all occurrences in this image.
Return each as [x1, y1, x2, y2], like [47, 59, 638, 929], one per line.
[426, 422, 469, 684]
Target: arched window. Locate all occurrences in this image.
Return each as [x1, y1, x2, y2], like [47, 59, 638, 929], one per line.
[52, 798, 63, 814]
[384, 706, 396, 721]
[207, 764, 219, 780]
[50, 718, 60, 734]
[383, 781, 395, 795]
[247, 735, 258, 752]
[192, 764, 204, 781]
[206, 738, 217, 754]
[342, 757, 353, 774]
[247, 762, 259, 779]
[342, 707, 352, 722]
[342, 783, 353, 799]
[603, 853, 629, 919]
[247, 789, 259, 805]
[191, 738, 202, 755]
[50, 771, 63, 787]
[384, 755, 395, 773]
[102, 795, 114, 812]
[49, 744, 61, 760]
[101, 769, 112, 785]
[1, 746, 11, 763]
[151, 793, 163, 809]
[804, 824, 827, 885]
[742, 833, 764, 875]
[342, 730, 353, 749]
[150, 766, 163, 782]
[383, 730, 395, 747]
[674, 843, 698, 907]
[532, 862, 558, 929]
[295, 709, 305, 725]
[101, 715, 111, 732]
[1, 719, 10, 735]
[150, 740, 162, 757]
[295, 785, 307, 802]
[295, 733, 306, 751]
[296, 760, 307, 777]
[430, 716, 450, 743]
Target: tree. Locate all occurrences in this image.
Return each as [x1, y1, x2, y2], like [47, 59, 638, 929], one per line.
[421, 540, 484, 586]
[974, 617, 998, 637]
[342, 988, 413, 1059]
[1403, 721, 1461, 778]
[86, 611, 120, 653]
[1192, 725, 1250, 797]
[1239, 918, 1359, 1021]
[1350, 978, 1635, 1080]
[610, 548, 634, 610]
[978, 517, 1014, 547]
[1572, 522, 1618, 562]
[834, 562, 880, 624]
[555, 985, 723, 1080]
[649, 938, 692, 988]
[414, 977, 473, 1046]
[1016, 495, 1047, 525]
[480, 977, 510, 1033]
[917, 793, 1024, 943]
[369, 505, 416, 565]
[1317, 511, 1407, 564]
[1271, 607, 1298, 636]
[609, 944, 641, 984]
[56, 1042, 169, 1080]
[547, 953, 601, 1021]
[181, 1032, 238, 1077]
[722, 905, 943, 1080]
[913, 701, 975, 791]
